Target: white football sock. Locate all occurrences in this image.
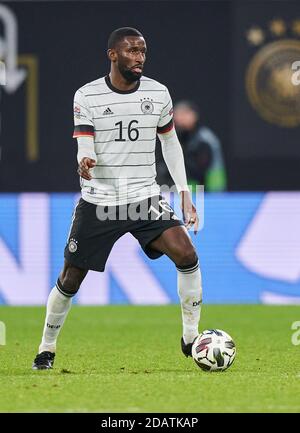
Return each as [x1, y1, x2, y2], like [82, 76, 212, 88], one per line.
[177, 260, 202, 344]
[38, 284, 72, 354]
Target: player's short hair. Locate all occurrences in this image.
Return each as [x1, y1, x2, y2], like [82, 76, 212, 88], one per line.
[108, 27, 144, 49]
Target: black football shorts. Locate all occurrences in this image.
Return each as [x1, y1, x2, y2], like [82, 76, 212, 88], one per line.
[64, 195, 184, 272]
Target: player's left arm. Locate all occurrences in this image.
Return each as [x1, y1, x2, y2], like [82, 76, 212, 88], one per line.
[157, 89, 199, 234]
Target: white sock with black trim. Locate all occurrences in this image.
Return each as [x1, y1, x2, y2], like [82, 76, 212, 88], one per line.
[177, 259, 202, 344]
[38, 281, 73, 354]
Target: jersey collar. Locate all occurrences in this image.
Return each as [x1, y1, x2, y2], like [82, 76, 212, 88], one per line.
[105, 75, 140, 94]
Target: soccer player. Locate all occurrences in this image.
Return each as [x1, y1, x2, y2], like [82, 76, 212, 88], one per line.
[32, 27, 202, 370]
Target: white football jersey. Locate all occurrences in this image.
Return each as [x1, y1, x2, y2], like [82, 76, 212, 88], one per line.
[73, 75, 174, 206]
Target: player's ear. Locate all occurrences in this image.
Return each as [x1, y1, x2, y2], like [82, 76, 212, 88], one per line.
[107, 48, 117, 62]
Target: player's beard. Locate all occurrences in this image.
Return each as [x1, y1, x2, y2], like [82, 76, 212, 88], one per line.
[118, 64, 142, 83]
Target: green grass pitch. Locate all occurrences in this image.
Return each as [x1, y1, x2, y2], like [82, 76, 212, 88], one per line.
[0, 305, 299, 413]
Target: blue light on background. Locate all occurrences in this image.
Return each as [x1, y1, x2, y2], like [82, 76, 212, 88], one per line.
[0, 192, 299, 305]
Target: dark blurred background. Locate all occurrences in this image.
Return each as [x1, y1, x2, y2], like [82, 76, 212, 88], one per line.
[1, 0, 300, 192]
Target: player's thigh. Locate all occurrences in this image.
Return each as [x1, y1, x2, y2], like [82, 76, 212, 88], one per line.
[149, 225, 197, 264]
[65, 198, 125, 272]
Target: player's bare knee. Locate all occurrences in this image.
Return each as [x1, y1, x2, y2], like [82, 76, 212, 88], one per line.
[59, 263, 87, 295]
[175, 247, 198, 267]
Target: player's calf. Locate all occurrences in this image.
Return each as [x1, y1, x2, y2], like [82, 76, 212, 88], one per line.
[33, 263, 87, 370]
[177, 257, 203, 348]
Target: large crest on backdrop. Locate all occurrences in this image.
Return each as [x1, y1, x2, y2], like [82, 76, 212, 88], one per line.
[245, 19, 300, 127]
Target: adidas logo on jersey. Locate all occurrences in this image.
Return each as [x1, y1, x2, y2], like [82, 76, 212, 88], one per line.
[103, 107, 114, 115]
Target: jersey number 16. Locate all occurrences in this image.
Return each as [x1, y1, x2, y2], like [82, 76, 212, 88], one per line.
[115, 120, 139, 142]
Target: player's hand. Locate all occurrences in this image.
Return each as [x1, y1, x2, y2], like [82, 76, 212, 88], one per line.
[77, 157, 96, 180]
[180, 190, 199, 234]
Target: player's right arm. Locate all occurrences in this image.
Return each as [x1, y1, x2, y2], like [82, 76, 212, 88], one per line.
[73, 89, 96, 180]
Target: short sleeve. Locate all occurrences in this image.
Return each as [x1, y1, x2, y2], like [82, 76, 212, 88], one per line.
[73, 90, 95, 138]
[157, 87, 174, 134]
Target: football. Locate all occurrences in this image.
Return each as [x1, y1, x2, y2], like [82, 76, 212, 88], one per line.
[192, 329, 236, 372]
